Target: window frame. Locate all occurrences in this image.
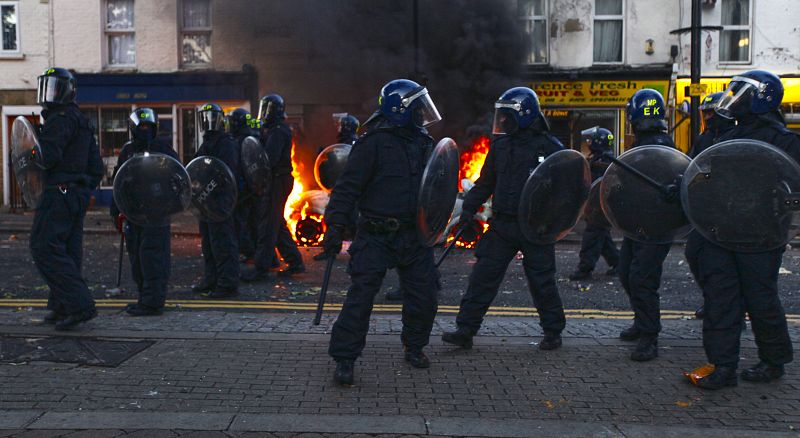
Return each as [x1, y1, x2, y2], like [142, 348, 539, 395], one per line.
[103, 0, 136, 68]
[0, 1, 21, 55]
[518, 0, 548, 65]
[718, 0, 753, 65]
[180, 0, 213, 68]
[592, 0, 625, 65]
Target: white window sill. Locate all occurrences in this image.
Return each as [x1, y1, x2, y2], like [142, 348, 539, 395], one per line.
[0, 53, 24, 60]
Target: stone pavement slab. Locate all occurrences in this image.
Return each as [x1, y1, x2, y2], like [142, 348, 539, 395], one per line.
[29, 413, 234, 431]
[0, 412, 41, 429]
[230, 413, 426, 434]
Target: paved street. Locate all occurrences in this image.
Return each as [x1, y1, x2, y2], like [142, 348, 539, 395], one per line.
[1, 212, 800, 437]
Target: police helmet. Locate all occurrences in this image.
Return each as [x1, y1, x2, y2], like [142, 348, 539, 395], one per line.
[492, 87, 543, 135]
[338, 114, 360, 135]
[716, 70, 784, 118]
[581, 126, 614, 154]
[626, 89, 667, 131]
[227, 108, 253, 135]
[258, 94, 286, 126]
[37, 67, 77, 109]
[198, 103, 226, 133]
[129, 108, 158, 143]
[379, 79, 442, 128]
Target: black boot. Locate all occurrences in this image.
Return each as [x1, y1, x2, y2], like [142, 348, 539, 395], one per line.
[619, 325, 641, 341]
[695, 366, 738, 389]
[334, 360, 354, 386]
[568, 270, 592, 281]
[630, 335, 658, 362]
[191, 282, 214, 294]
[277, 264, 306, 278]
[125, 304, 163, 317]
[240, 268, 269, 283]
[208, 288, 239, 299]
[694, 306, 706, 319]
[42, 311, 65, 325]
[741, 361, 785, 383]
[55, 308, 97, 331]
[404, 348, 431, 369]
[539, 332, 562, 351]
[605, 266, 618, 276]
[442, 327, 474, 349]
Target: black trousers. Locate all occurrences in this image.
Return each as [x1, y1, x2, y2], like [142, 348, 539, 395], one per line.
[30, 188, 95, 315]
[618, 237, 671, 335]
[199, 218, 239, 290]
[456, 218, 565, 335]
[235, 192, 257, 258]
[254, 174, 303, 272]
[692, 236, 793, 368]
[125, 223, 170, 309]
[329, 229, 439, 360]
[577, 223, 620, 273]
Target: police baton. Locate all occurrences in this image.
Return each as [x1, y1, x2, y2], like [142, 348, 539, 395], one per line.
[313, 254, 336, 326]
[436, 226, 467, 268]
[106, 232, 126, 296]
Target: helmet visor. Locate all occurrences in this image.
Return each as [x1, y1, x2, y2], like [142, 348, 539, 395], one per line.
[258, 100, 280, 122]
[199, 110, 225, 133]
[129, 108, 157, 128]
[36, 75, 72, 105]
[716, 76, 764, 118]
[492, 107, 519, 135]
[405, 88, 442, 128]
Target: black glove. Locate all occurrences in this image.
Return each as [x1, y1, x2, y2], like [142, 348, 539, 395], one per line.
[322, 224, 344, 257]
[458, 210, 476, 227]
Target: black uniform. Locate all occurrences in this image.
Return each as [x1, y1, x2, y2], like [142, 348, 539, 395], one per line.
[684, 115, 735, 284]
[110, 138, 178, 310]
[455, 128, 566, 336]
[196, 131, 241, 291]
[253, 122, 303, 273]
[692, 112, 797, 369]
[617, 130, 675, 336]
[31, 103, 103, 316]
[576, 150, 619, 274]
[327, 122, 439, 360]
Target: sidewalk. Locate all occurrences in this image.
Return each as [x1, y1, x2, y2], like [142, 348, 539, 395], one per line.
[1, 309, 798, 437]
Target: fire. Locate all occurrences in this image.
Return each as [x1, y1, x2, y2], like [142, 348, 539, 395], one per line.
[460, 136, 490, 186]
[284, 142, 326, 246]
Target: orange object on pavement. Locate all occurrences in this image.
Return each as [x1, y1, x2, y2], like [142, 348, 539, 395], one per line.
[684, 363, 716, 385]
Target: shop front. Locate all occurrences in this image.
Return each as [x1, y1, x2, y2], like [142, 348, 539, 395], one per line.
[531, 79, 670, 155]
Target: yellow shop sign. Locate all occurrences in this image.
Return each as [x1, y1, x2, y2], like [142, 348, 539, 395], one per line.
[531, 80, 668, 106]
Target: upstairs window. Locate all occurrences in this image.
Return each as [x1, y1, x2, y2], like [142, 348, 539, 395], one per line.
[181, 0, 212, 66]
[720, 0, 751, 63]
[519, 0, 547, 64]
[593, 0, 624, 64]
[106, 0, 135, 66]
[1, 1, 19, 53]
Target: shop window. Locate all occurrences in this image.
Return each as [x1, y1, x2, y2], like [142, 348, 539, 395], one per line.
[105, 0, 135, 66]
[181, 0, 212, 66]
[1, 1, 19, 53]
[181, 107, 198, 163]
[544, 109, 618, 156]
[719, 0, 751, 63]
[519, 0, 547, 64]
[99, 107, 130, 186]
[593, 0, 624, 64]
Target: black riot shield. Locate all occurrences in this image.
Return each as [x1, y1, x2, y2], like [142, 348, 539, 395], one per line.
[186, 156, 238, 223]
[113, 153, 192, 227]
[518, 149, 591, 244]
[583, 178, 611, 229]
[417, 137, 460, 246]
[600, 145, 691, 243]
[681, 139, 800, 252]
[314, 143, 352, 192]
[240, 136, 271, 195]
[11, 117, 45, 208]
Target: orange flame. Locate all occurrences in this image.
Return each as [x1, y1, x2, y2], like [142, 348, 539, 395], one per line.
[284, 141, 325, 246]
[460, 136, 490, 187]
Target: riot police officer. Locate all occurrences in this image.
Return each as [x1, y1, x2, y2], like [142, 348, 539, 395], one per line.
[684, 92, 736, 319]
[241, 94, 305, 282]
[337, 113, 360, 145]
[569, 127, 620, 281]
[321, 79, 442, 385]
[617, 89, 676, 362]
[690, 70, 796, 389]
[110, 108, 177, 316]
[191, 103, 241, 298]
[31, 67, 103, 330]
[227, 108, 259, 260]
[442, 87, 566, 351]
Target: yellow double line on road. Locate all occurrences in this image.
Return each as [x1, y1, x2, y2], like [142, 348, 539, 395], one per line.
[1, 298, 799, 322]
